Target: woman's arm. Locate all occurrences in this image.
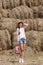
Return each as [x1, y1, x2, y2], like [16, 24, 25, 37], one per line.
[23, 23, 28, 29]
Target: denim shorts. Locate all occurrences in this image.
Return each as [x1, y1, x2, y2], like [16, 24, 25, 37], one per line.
[19, 38, 26, 44]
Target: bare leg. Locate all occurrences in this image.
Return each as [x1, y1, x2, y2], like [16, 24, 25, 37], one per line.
[20, 44, 24, 58]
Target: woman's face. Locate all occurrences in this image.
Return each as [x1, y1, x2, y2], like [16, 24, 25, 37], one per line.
[19, 23, 23, 28]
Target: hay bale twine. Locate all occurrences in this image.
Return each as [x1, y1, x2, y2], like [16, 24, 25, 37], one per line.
[26, 31, 41, 53]
[0, 29, 11, 50]
[2, 0, 7, 9]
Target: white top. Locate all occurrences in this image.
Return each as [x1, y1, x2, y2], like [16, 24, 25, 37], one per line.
[17, 28, 26, 41]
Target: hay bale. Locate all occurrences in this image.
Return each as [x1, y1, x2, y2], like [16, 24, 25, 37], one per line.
[7, 9, 13, 18]
[12, 7, 21, 19]
[17, 6, 25, 19]
[11, 32, 18, 48]
[39, 32, 43, 51]
[29, 19, 34, 30]
[21, 6, 29, 19]
[27, 6, 33, 18]
[26, 0, 31, 7]
[12, 8, 17, 18]
[33, 19, 38, 31]
[37, 19, 43, 31]
[9, 0, 14, 8]
[1, 9, 9, 18]
[21, 0, 26, 5]
[1, 9, 12, 18]
[6, 0, 10, 9]
[0, 13, 2, 19]
[26, 31, 41, 53]
[31, 0, 39, 6]
[32, 7, 39, 18]
[39, 5, 43, 18]
[12, 6, 24, 19]
[13, 0, 20, 7]
[12, 6, 33, 19]
[0, 18, 21, 33]
[39, 0, 43, 5]
[9, 0, 20, 8]
[0, 0, 2, 9]
[2, 0, 7, 9]
[0, 18, 14, 33]
[0, 13, 3, 23]
[0, 29, 11, 50]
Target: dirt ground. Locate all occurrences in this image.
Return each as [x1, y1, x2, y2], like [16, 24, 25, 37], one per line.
[0, 49, 43, 65]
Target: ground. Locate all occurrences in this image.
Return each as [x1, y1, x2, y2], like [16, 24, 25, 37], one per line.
[0, 49, 43, 65]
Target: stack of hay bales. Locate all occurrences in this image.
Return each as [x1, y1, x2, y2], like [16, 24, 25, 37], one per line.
[0, 18, 43, 33]
[1, 6, 33, 19]
[0, 0, 43, 54]
[0, 0, 43, 9]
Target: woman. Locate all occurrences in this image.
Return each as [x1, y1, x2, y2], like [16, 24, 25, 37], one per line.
[16, 22, 28, 63]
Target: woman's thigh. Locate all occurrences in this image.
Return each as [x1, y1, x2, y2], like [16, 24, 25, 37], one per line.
[20, 44, 24, 51]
